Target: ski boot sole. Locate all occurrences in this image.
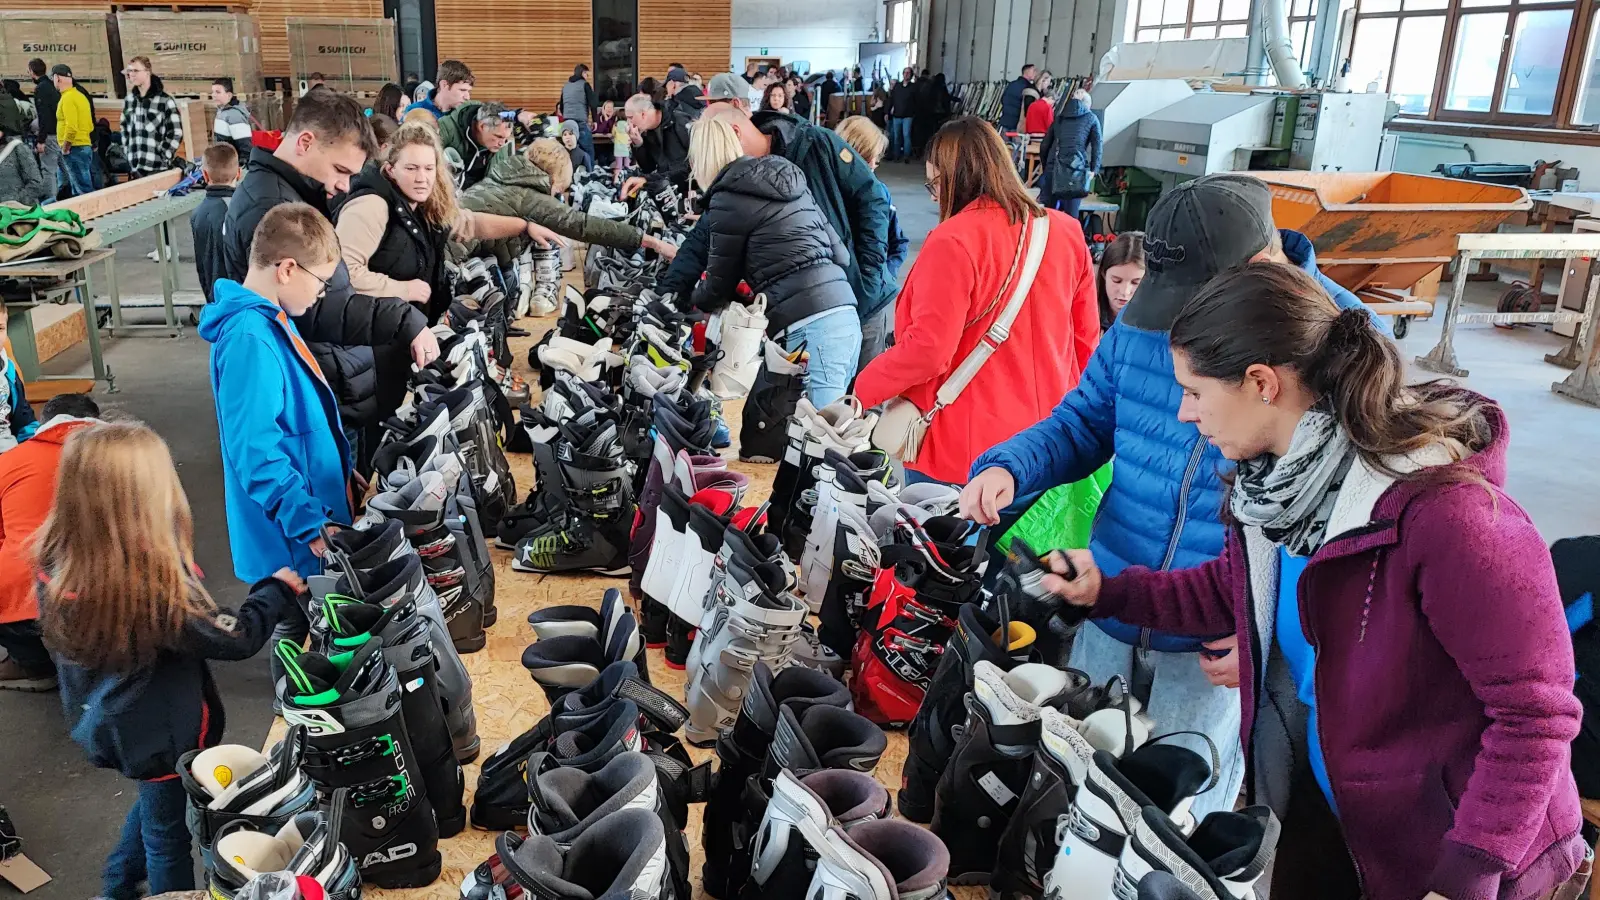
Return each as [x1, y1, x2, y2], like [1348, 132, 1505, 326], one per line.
[510, 559, 632, 577]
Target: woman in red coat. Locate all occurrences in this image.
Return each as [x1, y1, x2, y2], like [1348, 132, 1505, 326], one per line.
[853, 115, 1099, 485]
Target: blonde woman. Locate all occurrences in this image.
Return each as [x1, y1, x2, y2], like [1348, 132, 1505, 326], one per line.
[687, 115, 860, 404]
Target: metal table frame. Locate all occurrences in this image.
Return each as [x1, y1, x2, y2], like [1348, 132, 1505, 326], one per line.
[1, 248, 115, 392]
[84, 192, 205, 335]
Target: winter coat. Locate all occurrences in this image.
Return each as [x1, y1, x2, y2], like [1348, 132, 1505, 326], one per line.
[1000, 76, 1031, 131]
[1024, 94, 1054, 134]
[222, 147, 428, 427]
[659, 112, 892, 314]
[332, 164, 454, 323]
[0, 354, 37, 453]
[1039, 96, 1101, 200]
[970, 230, 1385, 652]
[883, 187, 909, 285]
[854, 200, 1099, 484]
[458, 148, 643, 265]
[403, 95, 445, 119]
[121, 76, 182, 177]
[438, 101, 495, 190]
[191, 185, 232, 303]
[0, 96, 25, 141]
[0, 136, 46, 206]
[31, 76, 59, 140]
[560, 76, 597, 123]
[212, 99, 253, 159]
[689, 155, 856, 336]
[633, 99, 695, 189]
[890, 81, 917, 118]
[52, 575, 297, 780]
[199, 279, 353, 583]
[1095, 401, 1586, 900]
[0, 417, 93, 626]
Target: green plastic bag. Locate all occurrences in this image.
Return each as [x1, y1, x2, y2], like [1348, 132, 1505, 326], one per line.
[999, 462, 1113, 553]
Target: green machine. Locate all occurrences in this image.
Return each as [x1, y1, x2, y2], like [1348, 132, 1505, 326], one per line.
[1096, 166, 1164, 232]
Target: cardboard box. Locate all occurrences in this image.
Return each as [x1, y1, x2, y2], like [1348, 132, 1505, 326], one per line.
[287, 18, 397, 94]
[0, 11, 114, 96]
[114, 12, 263, 97]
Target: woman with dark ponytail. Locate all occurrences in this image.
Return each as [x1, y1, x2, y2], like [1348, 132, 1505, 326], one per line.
[1042, 261, 1586, 900]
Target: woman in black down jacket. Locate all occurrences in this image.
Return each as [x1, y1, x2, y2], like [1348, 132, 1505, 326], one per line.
[688, 116, 860, 405]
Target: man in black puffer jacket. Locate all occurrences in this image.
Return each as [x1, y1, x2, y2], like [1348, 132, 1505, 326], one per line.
[220, 88, 438, 451]
[691, 149, 859, 407]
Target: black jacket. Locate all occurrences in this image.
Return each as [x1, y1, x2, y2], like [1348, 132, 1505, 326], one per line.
[690, 155, 855, 336]
[634, 99, 695, 189]
[191, 185, 233, 304]
[54, 577, 295, 780]
[223, 147, 428, 426]
[31, 76, 59, 139]
[890, 80, 917, 118]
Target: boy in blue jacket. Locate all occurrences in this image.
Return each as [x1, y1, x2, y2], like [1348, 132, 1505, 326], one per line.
[0, 304, 38, 453]
[199, 202, 351, 696]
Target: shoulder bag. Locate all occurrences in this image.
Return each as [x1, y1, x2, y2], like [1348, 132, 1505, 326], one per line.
[871, 212, 1051, 464]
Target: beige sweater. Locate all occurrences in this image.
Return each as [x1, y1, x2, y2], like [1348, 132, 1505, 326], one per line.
[336, 194, 488, 297]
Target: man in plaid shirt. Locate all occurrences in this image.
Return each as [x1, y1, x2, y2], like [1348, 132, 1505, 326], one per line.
[121, 56, 181, 178]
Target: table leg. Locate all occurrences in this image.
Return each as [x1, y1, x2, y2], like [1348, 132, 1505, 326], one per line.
[107, 249, 123, 330]
[5, 305, 42, 383]
[1416, 250, 1473, 377]
[156, 221, 179, 331]
[80, 262, 109, 387]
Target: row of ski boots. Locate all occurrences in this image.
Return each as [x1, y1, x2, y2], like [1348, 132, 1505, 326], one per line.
[447, 256, 534, 402]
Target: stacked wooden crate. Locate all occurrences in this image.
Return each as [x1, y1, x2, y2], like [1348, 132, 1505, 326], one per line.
[0, 10, 116, 97]
[113, 11, 263, 97]
[287, 17, 397, 94]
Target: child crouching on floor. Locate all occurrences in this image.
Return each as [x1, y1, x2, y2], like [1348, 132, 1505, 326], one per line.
[39, 421, 305, 900]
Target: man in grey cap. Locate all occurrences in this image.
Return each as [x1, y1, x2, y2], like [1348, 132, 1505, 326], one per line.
[955, 173, 1383, 823]
[704, 72, 752, 113]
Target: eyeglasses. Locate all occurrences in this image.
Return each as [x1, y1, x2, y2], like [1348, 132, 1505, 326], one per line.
[295, 260, 331, 300]
[924, 179, 939, 200]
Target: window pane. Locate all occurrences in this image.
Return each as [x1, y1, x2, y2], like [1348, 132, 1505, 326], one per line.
[1193, 0, 1221, 22]
[1221, 0, 1250, 20]
[1499, 8, 1571, 113]
[1349, 17, 1399, 92]
[1218, 21, 1249, 35]
[1137, 27, 1162, 40]
[594, 0, 637, 104]
[1291, 19, 1312, 64]
[1164, 0, 1190, 25]
[1445, 12, 1509, 110]
[1392, 15, 1446, 111]
[1139, 0, 1163, 27]
[1160, 25, 1188, 38]
[1573, 14, 1600, 123]
[1404, 0, 1449, 10]
[1292, 0, 1311, 16]
[1360, 0, 1401, 13]
[1458, 0, 1501, 9]
[1190, 23, 1218, 36]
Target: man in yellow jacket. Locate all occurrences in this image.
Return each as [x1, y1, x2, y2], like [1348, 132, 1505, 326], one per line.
[51, 64, 95, 197]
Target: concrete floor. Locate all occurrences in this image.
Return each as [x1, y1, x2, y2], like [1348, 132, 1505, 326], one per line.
[0, 161, 1596, 898]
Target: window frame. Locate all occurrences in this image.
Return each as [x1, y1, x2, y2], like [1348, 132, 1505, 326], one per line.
[1356, 0, 1597, 128]
[1126, 0, 1318, 70]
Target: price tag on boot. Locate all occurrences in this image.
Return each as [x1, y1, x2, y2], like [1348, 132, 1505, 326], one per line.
[977, 770, 1018, 807]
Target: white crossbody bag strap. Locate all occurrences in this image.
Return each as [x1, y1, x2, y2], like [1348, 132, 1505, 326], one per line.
[930, 214, 1050, 412]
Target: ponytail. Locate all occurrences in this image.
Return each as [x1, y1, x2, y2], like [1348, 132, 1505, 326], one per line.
[1171, 262, 1491, 478]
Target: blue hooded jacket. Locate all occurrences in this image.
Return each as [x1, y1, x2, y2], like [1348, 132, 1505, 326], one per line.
[971, 230, 1386, 652]
[200, 280, 351, 583]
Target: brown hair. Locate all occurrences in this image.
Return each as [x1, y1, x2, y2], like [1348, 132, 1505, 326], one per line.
[525, 138, 574, 194]
[437, 59, 474, 86]
[384, 123, 460, 226]
[402, 107, 440, 130]
[925, 116, 1042, 224]
[1170, 262, 1492, 478]
[834, 116, 887, 167]
[37, 422, 216, 671]
[1097, 231, 1144, 330]
[286, 88, 379, 159]
[372, 83, 404, 120]
[761, 82, 788, 112]
[127, 55, 153, 71]
[368, 112, 398, 148]
[248, 202, 339, 270]
[201, 142, 238, 179]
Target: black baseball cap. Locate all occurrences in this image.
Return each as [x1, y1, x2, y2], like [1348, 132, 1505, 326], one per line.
[50, 63, 73, 78]
[1122, 173, 1277, 331]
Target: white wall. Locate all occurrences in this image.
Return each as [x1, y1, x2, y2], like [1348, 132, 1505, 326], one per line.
[730, 0, 884, 76]
[1387, 128, 1600, 190]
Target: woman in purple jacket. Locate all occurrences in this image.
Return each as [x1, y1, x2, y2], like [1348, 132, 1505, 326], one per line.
[1045, 261, 1587, 900]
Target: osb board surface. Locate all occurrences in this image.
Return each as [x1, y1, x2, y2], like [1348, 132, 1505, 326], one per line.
[264, 272, 982, 900]
[638, 0, 730, 87]
[253, 0, 384, 79]
[433, 0, 590, 112]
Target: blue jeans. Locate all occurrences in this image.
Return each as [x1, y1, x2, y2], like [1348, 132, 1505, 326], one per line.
[1068, 620, 1246, 818]
[61, 145, 95, 197]
[104, 777, 194, 900]
[891, 117, 914, 160]
[782, 308, 861, 408]
[576, 122, 595, 163]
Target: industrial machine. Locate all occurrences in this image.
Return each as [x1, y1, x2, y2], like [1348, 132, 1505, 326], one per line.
[1133, 92, 1279, 179]
[1089, 79, 1195, 168]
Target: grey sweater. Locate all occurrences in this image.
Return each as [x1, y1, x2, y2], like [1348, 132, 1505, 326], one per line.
[0, 138, 46, 206]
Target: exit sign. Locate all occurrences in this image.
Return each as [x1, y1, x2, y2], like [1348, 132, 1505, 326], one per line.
[760, 47, 768, 54]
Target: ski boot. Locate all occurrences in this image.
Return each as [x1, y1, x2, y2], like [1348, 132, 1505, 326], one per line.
[510, 417, 636, 577]
[737, 341, 807, 464]
[208, 796, 361, 900]
[179, 730, 317, 870]
[990, 706, 1106, 900]
[931, 663, 1079, 884]
[699, 663, 851, 899]
[629, 398, 719, 642]
[318, 593, 466, 837]
[797, 449, 896, 606]
[362, 472, 487, 654]
[275, 640, 442, 888]
[805, 820, 952, 900]
[771, 399, 877, 559]
[900, 601, 1038, 824]
[488, 809, 670, 900]
[521, 589, 647, 703]
[1113, 806, 1279, 900]
[993, 539, 1091, 669]
[743, 768, 890, 900]
[661, 499, 764, 669]
[528, 245, 563, 316]
[709, 295, 768, 400]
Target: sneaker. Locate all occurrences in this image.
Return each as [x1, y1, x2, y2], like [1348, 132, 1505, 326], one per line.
[0, 654, 55, 692]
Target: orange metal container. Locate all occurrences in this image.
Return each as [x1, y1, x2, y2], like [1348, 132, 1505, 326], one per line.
[1253, 171, 1530, 318]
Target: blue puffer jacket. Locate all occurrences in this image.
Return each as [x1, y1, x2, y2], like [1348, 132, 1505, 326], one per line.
[971, 230, 1385, 652]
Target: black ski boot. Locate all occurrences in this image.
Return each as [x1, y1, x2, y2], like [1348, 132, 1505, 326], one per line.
[319, 593, 466, 837]
[363, 473, 487, 653]
[699, 663, 851, 899]
[276, 639, 442, 888]
[900, 601, 1035, 824]
[737, 341, 807, 464]
[992, 538, 1091, 669]
[488, 809, 671, 900]
[990, 705, 1103, 900]
[521, 589, 647, 703]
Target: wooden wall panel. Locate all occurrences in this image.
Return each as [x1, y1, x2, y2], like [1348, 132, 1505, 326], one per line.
[434, 0, 590, 111]
[639, 0, 730, 83]
[252, 0, 384, 79]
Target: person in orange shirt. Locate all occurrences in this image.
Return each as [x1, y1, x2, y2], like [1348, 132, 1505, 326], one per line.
[0, 393, 99, 690]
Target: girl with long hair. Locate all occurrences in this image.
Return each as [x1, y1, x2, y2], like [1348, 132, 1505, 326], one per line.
[853, 115, 1099, 485]
[760, 81, 790, 114]
[41, 422, 305, 900]
[371, 82, 404, 120]
[1043, 262, 1586, 900]
[1096, 231, 1144, 330]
